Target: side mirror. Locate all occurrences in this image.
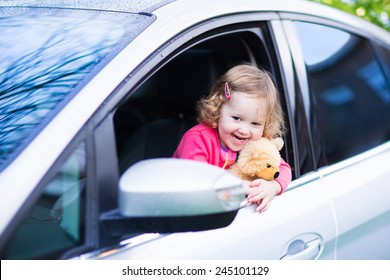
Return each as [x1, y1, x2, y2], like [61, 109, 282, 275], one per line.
[102, 158, 244, 235]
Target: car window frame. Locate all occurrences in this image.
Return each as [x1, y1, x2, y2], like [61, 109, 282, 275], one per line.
[96, 13, 297, 180]
[108, 21, 296, 176]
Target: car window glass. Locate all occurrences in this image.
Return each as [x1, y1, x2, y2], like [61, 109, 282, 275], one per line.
[2, 142, 87, 259]
[0, 8, 153, 171]
[294, 21, 390, 166]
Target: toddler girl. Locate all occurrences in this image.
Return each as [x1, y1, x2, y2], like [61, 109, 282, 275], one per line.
[173, 64, 292, 212]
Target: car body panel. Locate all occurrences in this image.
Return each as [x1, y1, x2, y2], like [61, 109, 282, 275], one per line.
[100, 173, 337, 260]
[319, 144, 390, 259]
[0, 0, 389, 259]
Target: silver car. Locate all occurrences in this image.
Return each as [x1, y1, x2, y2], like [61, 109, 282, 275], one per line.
[1, 0, 389, 260]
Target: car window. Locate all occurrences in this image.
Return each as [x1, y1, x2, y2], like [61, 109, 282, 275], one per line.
[113, 30, 292, 174]
[2, 142, 87, 259]
[294, 21, 390, 166]
[0, 8, 153, 171]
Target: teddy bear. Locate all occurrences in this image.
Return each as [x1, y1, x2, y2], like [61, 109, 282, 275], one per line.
[229, 137, 284, 181]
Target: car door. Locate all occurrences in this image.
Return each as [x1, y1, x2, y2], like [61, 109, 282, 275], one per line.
[103, 175, 336, 260]
[285, 18, 390, 259]
[94, 18, 338, 260]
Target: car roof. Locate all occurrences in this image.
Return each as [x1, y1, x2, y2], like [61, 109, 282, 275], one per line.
[1, 0, 389, 36]
[0, 0, 175, 13]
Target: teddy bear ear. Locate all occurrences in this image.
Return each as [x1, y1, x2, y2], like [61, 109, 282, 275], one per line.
[271, 137, 284, 151]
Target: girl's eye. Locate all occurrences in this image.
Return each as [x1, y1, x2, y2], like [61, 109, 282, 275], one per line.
[252, 122, 262, 126]
[232, 116, 241, 121]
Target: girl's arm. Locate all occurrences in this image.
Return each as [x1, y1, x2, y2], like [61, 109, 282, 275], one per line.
[246, 180, 281, 212]
[245, 157, 292, 212]
[173, 131, 210, 163]
[274, 157, 292, 195]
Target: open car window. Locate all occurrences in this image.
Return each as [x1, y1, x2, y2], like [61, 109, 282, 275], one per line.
[113, 28, 292, 177]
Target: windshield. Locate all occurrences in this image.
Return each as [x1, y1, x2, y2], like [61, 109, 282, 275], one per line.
[0, 8, 153, 169]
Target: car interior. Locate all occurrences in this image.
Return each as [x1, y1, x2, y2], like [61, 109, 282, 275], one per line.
[114, 31, 282, 175]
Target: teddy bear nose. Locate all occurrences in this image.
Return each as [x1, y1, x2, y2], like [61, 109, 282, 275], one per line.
[274, 172, 280, 179]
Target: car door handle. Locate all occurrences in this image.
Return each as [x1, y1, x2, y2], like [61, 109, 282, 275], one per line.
[280, 239, 321, 260]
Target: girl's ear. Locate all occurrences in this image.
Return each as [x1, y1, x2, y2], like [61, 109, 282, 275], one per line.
[271, 137, 284, 151]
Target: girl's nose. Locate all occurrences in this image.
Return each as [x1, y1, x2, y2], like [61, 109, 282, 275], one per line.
[238, 124, 250, 135]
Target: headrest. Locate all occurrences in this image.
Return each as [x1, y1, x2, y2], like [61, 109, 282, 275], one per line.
[158, 50, 226, 118]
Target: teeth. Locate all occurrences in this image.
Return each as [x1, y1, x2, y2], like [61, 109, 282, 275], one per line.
[233, 135, 245, 142]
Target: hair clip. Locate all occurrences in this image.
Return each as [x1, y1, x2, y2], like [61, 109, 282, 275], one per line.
[224, 82, 231, 100]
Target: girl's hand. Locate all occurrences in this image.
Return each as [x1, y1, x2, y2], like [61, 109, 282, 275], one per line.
[246, 179, 281, 212]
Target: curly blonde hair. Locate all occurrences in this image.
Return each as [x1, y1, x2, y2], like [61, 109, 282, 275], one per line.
[197, 64, 286, 138]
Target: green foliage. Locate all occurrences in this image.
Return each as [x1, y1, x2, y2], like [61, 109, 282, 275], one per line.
[309, 0, 390, 31]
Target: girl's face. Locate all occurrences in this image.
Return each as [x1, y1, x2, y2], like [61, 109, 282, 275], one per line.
[218, 93, 267, 151]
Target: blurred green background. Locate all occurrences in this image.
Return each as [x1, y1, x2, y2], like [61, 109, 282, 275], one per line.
[309, 0, 390, 31]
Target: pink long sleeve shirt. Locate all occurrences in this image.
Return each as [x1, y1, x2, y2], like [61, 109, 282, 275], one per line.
[173, 124, 292, 194]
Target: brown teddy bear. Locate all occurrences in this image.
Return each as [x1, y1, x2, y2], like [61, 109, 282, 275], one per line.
[229, 137, 284, 181]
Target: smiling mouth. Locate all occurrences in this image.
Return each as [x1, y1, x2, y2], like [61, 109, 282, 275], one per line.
[233, 134, 246, 142]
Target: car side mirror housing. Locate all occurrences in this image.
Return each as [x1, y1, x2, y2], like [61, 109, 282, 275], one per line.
[102, 158, 244, 235]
